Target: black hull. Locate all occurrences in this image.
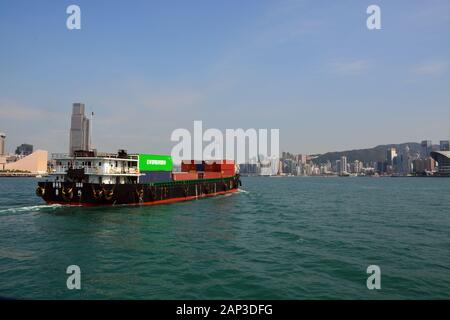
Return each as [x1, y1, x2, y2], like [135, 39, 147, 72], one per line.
[36, 176, 241, 206]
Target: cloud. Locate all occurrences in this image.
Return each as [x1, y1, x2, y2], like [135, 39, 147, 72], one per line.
[412, 61, 448, 76]
[329, 60, 370, 75]
[0, 100, 63, 121]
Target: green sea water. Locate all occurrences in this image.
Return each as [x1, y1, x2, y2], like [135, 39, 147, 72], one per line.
[0, 176, 449, 299]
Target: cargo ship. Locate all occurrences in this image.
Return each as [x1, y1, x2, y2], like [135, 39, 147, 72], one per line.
[36, 150, 241, 206]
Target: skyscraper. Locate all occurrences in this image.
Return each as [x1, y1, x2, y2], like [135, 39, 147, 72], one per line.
[69, 103, 90, 156]
[421, 140, 432, 158]
[0, 132, 5, 155]
[386, 147, 397, 166]
[339, 156, 347, 174]
[440, 140, 449, 151]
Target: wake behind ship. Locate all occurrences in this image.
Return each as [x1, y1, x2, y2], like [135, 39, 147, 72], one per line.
[36, 150, 241, 206]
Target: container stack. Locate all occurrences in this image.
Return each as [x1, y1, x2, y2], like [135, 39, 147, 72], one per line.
[138, 154, 173, 183]
[179, 160, 236, 180]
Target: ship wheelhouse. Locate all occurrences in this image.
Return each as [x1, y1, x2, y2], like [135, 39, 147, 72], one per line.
[50, 150, 141, 184]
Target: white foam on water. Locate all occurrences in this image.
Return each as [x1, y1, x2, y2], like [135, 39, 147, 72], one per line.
[237, 188, 249, 194]
[0, 204, 63, 214]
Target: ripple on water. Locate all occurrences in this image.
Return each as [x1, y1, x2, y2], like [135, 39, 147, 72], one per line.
[0, 177, 449, 299]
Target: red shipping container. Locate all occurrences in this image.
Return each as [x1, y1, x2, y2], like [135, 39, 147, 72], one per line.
[181, 160, 196, 172]
[221, 169, 235, 177]
[181, 160, 204, 172]
[205, 160, 234, 164]
[204, 160, 235, 172]
[218, 164, 235, 171]
[172, 172, 199, 181]
[203, 172, 222, 179]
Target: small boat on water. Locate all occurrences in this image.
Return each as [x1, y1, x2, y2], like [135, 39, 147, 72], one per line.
[36, 150, 241, 206]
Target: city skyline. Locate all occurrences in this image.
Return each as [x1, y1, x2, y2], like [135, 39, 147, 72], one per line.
[1, 0, 449, 154]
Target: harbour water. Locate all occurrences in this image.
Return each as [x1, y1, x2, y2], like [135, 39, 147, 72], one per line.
[0, 176, 449, 299]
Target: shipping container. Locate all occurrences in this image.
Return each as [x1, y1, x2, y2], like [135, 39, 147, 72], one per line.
[172, 172, 199, 181]
[203, 172, 222, 179]
[181, 160, 195, 172]
[204, 160, 234, 164]
[181, 160, 204, 172]
[221, 169, 235, 178]
[139, 170, 172, 183]
[204, 160, 235, 173]
[138, 154, 173, 171]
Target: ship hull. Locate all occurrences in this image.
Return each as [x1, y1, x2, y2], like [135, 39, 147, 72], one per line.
[36, 176, 241, 206]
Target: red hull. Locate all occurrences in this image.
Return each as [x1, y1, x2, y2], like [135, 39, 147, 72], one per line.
[45, 188, 238, 207]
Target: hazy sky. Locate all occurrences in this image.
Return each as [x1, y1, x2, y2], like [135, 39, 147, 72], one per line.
[0, 0, 449, 155]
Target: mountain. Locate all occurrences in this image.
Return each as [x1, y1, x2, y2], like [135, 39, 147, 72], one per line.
[311, 142, 433, 165]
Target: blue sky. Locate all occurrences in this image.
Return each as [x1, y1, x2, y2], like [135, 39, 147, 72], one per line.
[0, 0, 449, 155]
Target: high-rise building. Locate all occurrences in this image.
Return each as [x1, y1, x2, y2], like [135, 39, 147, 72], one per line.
[296, 154, 307, 165]
[440, 140, 450, 151]
[15, 143, 33, 156]
[69, 103, 90, 156]
[0, 132, 5, 156]
[386, 147, 397, 166]
[351, 160, 363, 174]
[395, 145, 412, 174]
[421, 140, 432, 158]
[339, 156, 347, 174]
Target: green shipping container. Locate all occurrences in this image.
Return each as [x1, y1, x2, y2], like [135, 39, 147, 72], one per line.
[138, 154, 173, 171]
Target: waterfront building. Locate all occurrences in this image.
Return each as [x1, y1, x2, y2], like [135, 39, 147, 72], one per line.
[339, 156, 347, 175]
[430, 151, 450, 176]
[413, 158, 436, 174]
[440, 140, 450, 151]
[259, 157, 279, 176]
[3, 150, 48, 174]
[386, 147, 397, 166]
[375, 161, 386, 174]
[421, 140, 432, 158]
[239, 163, 259, 175]
[351, 160, 363, 174]
[0, 132, 5, 156]
[15, 143, 33, 156]
[69, 103, 90, 156]
[296, 154, 307, 165]
[394, 146, 412, 175]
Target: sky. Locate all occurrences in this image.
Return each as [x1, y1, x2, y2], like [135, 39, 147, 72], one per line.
[0, 0, 449, 155]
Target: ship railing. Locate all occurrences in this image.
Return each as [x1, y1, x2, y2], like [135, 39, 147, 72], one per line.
[51, 153, 70, 160]
[51, 166, 140, 175]
[103, 168, 139, 175]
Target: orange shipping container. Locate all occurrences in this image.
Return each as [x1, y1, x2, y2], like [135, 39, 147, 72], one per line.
[203, 172, 222, 179]
[221, 169, 236, 177]
[204, 160, 235, 172]
[172, 172, 199, 181]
